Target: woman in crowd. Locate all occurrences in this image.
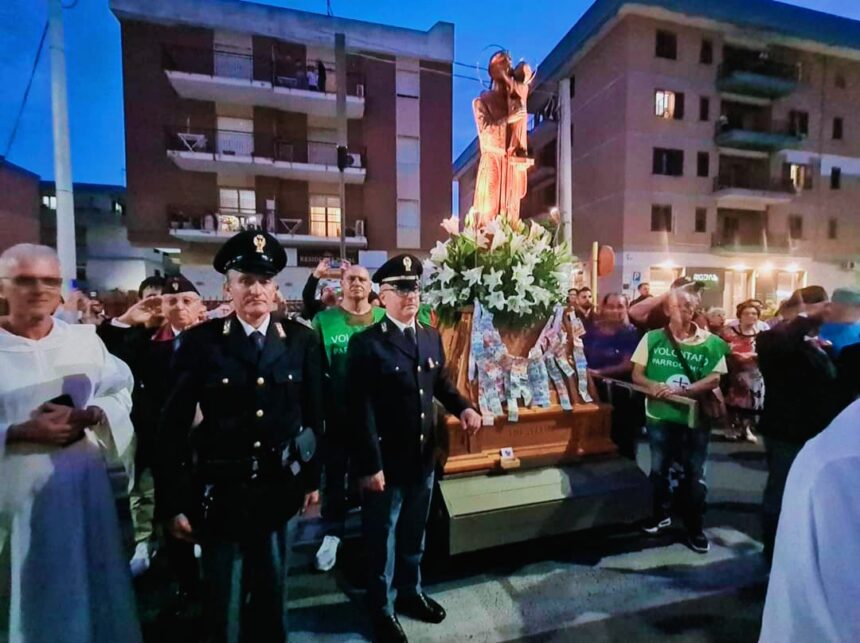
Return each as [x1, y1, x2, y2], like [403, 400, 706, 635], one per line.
[719, 300, 765, 442]
[583, 292, 643, 458]
[705, 307, 727, 334]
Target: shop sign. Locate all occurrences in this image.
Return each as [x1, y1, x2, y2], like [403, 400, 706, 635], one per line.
[297, 248, 359, 267]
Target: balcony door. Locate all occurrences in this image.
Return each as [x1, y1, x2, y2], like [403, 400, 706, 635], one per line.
[217, 117, 254, 156]
[219, 188, 258, 231]
[309, 195, 341, 238]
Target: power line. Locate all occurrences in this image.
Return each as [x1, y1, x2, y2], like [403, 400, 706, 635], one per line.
[2, 21, 48, 160]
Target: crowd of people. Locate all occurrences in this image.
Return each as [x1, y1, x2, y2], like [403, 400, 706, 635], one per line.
[1, 236, 859, 642]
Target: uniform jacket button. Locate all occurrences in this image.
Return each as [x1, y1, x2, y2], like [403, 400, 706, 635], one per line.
[257, 377, 265, 385]
[417, 366, 422, 372]
[253, 441, 261, 448]
[222, 378, 229, 384]
[421, 412, 426, 419]
[256, 409, 264, 418]
[288, 374, 293, 381]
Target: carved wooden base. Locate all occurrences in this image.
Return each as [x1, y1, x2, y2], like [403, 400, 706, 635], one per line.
[441, 402, 616, 476]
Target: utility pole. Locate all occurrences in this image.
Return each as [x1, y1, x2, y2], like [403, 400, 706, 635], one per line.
[48, 0, 76, 293]
[334, 33, 348, 261]
[557, 77, 573, 251]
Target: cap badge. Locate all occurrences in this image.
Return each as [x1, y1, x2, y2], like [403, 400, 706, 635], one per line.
[403, 256, 412, 272]
[253, 235, 267, 254]
[172, 281, 179, 292]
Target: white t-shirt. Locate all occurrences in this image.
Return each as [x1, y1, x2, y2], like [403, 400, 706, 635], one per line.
[759, 400, 860, 642]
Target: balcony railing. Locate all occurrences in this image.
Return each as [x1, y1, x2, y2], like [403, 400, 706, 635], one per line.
[163, 45, 366, 97]
[711, 231, 792, 253]
[165, 127, 366, 169]
[718, 59, 799, 83]
[713, 175, 795, 193]
[715, 119, 804, 152]
[166, 205, 365, 239]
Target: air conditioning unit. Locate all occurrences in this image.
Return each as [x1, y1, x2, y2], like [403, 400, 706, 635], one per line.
[354, 219, 365, 237]
[348, 152, 362, 168]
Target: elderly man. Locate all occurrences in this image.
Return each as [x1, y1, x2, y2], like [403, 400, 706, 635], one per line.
[312, 263, 385, 571]
[0, 244, 140, 643]
[632, 289, 729, 553]
[103, 275, 205, 592]
[158, 230, 323, 643]
[347, 254, 481, 643]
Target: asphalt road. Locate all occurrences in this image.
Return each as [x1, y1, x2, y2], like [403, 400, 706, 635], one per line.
[134, 435, 770, 643]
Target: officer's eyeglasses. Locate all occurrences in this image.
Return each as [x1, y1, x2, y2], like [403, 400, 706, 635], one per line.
[381, 286, 420, 298]
[0, 276, 63, 289]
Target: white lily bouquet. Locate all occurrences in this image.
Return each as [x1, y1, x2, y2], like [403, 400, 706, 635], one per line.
[423, 210, 575, 330]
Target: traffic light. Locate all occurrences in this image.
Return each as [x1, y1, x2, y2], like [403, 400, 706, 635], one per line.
[337, 145, 354, 171]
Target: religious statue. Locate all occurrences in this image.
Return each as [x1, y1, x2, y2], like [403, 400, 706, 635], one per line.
[471, 50, 535, 227]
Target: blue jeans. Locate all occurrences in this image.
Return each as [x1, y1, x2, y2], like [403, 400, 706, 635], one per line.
[362, 472, 434, 615]
[647, 420, 711, 530]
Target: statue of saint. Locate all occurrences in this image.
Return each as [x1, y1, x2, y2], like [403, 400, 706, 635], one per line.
[471, 50, 535, 227]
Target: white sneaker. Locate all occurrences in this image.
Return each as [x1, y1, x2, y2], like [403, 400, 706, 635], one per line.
[314, 535, 341, 572]
[193, 544, 202, 559]
[129, 541, 151, 578]
[743, 427, 758, 443]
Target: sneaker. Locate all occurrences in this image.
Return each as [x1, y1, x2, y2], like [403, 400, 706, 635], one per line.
[314, 535, 341, 572]
[743, 427, 758, 443]
[688, 530, 710, 554]
[193, 544, 202, 559]
[129, 541, 151, 577]
[640, 516, 672, 535]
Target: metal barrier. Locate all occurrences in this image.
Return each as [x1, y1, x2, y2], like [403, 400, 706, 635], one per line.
[591, 374, 699, 429]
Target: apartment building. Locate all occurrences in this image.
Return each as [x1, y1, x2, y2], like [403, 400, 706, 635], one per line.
[0, 158, 40, 252]
[110, 0, 453, 298]
[454, 0, 860, 311]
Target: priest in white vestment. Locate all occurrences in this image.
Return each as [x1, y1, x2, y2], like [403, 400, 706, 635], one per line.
[0, 244, 141, 643]
[759, 398, 860, 643]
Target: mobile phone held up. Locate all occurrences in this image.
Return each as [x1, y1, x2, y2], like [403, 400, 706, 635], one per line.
[328, 258, 342, 270]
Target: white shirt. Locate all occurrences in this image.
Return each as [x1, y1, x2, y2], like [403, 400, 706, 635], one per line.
[759, 400, 860, 643]
[385, 313, 416, 335]
[236, 313, 271, 338]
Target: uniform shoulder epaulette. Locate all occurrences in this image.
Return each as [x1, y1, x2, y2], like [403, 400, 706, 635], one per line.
[286, 312, 313, 330]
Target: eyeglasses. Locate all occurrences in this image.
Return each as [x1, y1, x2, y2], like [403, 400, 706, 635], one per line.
[0, 276, 63, 289]
[381, 286, 420, 298]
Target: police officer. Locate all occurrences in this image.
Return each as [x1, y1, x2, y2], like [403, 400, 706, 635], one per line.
[158, 230, 323, 643]
[346, 254, 481, 643]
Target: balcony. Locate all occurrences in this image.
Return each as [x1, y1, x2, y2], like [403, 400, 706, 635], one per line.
[716, 59, 799, 99]
[715, 120, 803, 153]
[165, 127, 366, 185]
[163, 46, 365, 119]
[711, 230, 792, 254]
[166, 206, 368, 249]
[712, 175, 795, 209]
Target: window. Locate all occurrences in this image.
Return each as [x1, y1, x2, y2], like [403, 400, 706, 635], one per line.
[699, 96, 710, 121]
[395, 69, 420, 98]
[785, 163, 812, 190]
[656, 30, 677, 60]
[695, 208, 707, 233]
[700, 39, 713, 65]
[569, 75, 575, 97]
[112, 200, 124, 217]
[835, 73, 846, 89]
[41, 195, 57, 210]
[655, 90, 684, 119]
[828, 218, 838, 240]
[651, 205, 673, 232]
[831, 167, 842, 190]
[309, 195, 341, 238]
[219, 188, 256, 215]
[789, 215, 803, 240]
[697, 152, 710, 178]
[790, 110, 809, 136]
[652, 148, 684, 176]
[833, 117, 843, 140]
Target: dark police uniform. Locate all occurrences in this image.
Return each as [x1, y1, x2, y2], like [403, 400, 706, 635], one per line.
[346, 255, 473, 641]
[99, 275, 202, 592]
[158, 231, 322, 643]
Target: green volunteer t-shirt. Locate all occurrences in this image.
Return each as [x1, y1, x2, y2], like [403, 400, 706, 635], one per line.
[313, 305, 386, 399]
[631, 326, 728, 426]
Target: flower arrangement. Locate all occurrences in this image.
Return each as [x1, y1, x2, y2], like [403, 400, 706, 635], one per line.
[423, 210, 575, 329]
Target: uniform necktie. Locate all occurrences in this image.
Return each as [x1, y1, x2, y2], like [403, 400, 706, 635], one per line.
[250, 330, 265, 358]
[404, 326, 417, 347]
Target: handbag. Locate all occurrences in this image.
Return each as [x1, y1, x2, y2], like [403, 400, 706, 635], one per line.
[663, 327, 726, 421]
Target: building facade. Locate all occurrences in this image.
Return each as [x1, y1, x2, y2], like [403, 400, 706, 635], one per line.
[454, 0, 860, 312]
[110, 0, 453, 299]
[0, 158, 41, 252]
[39, 182, 168, 292]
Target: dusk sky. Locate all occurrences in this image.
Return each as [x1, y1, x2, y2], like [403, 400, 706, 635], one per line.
[1, 0, 859, 187]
